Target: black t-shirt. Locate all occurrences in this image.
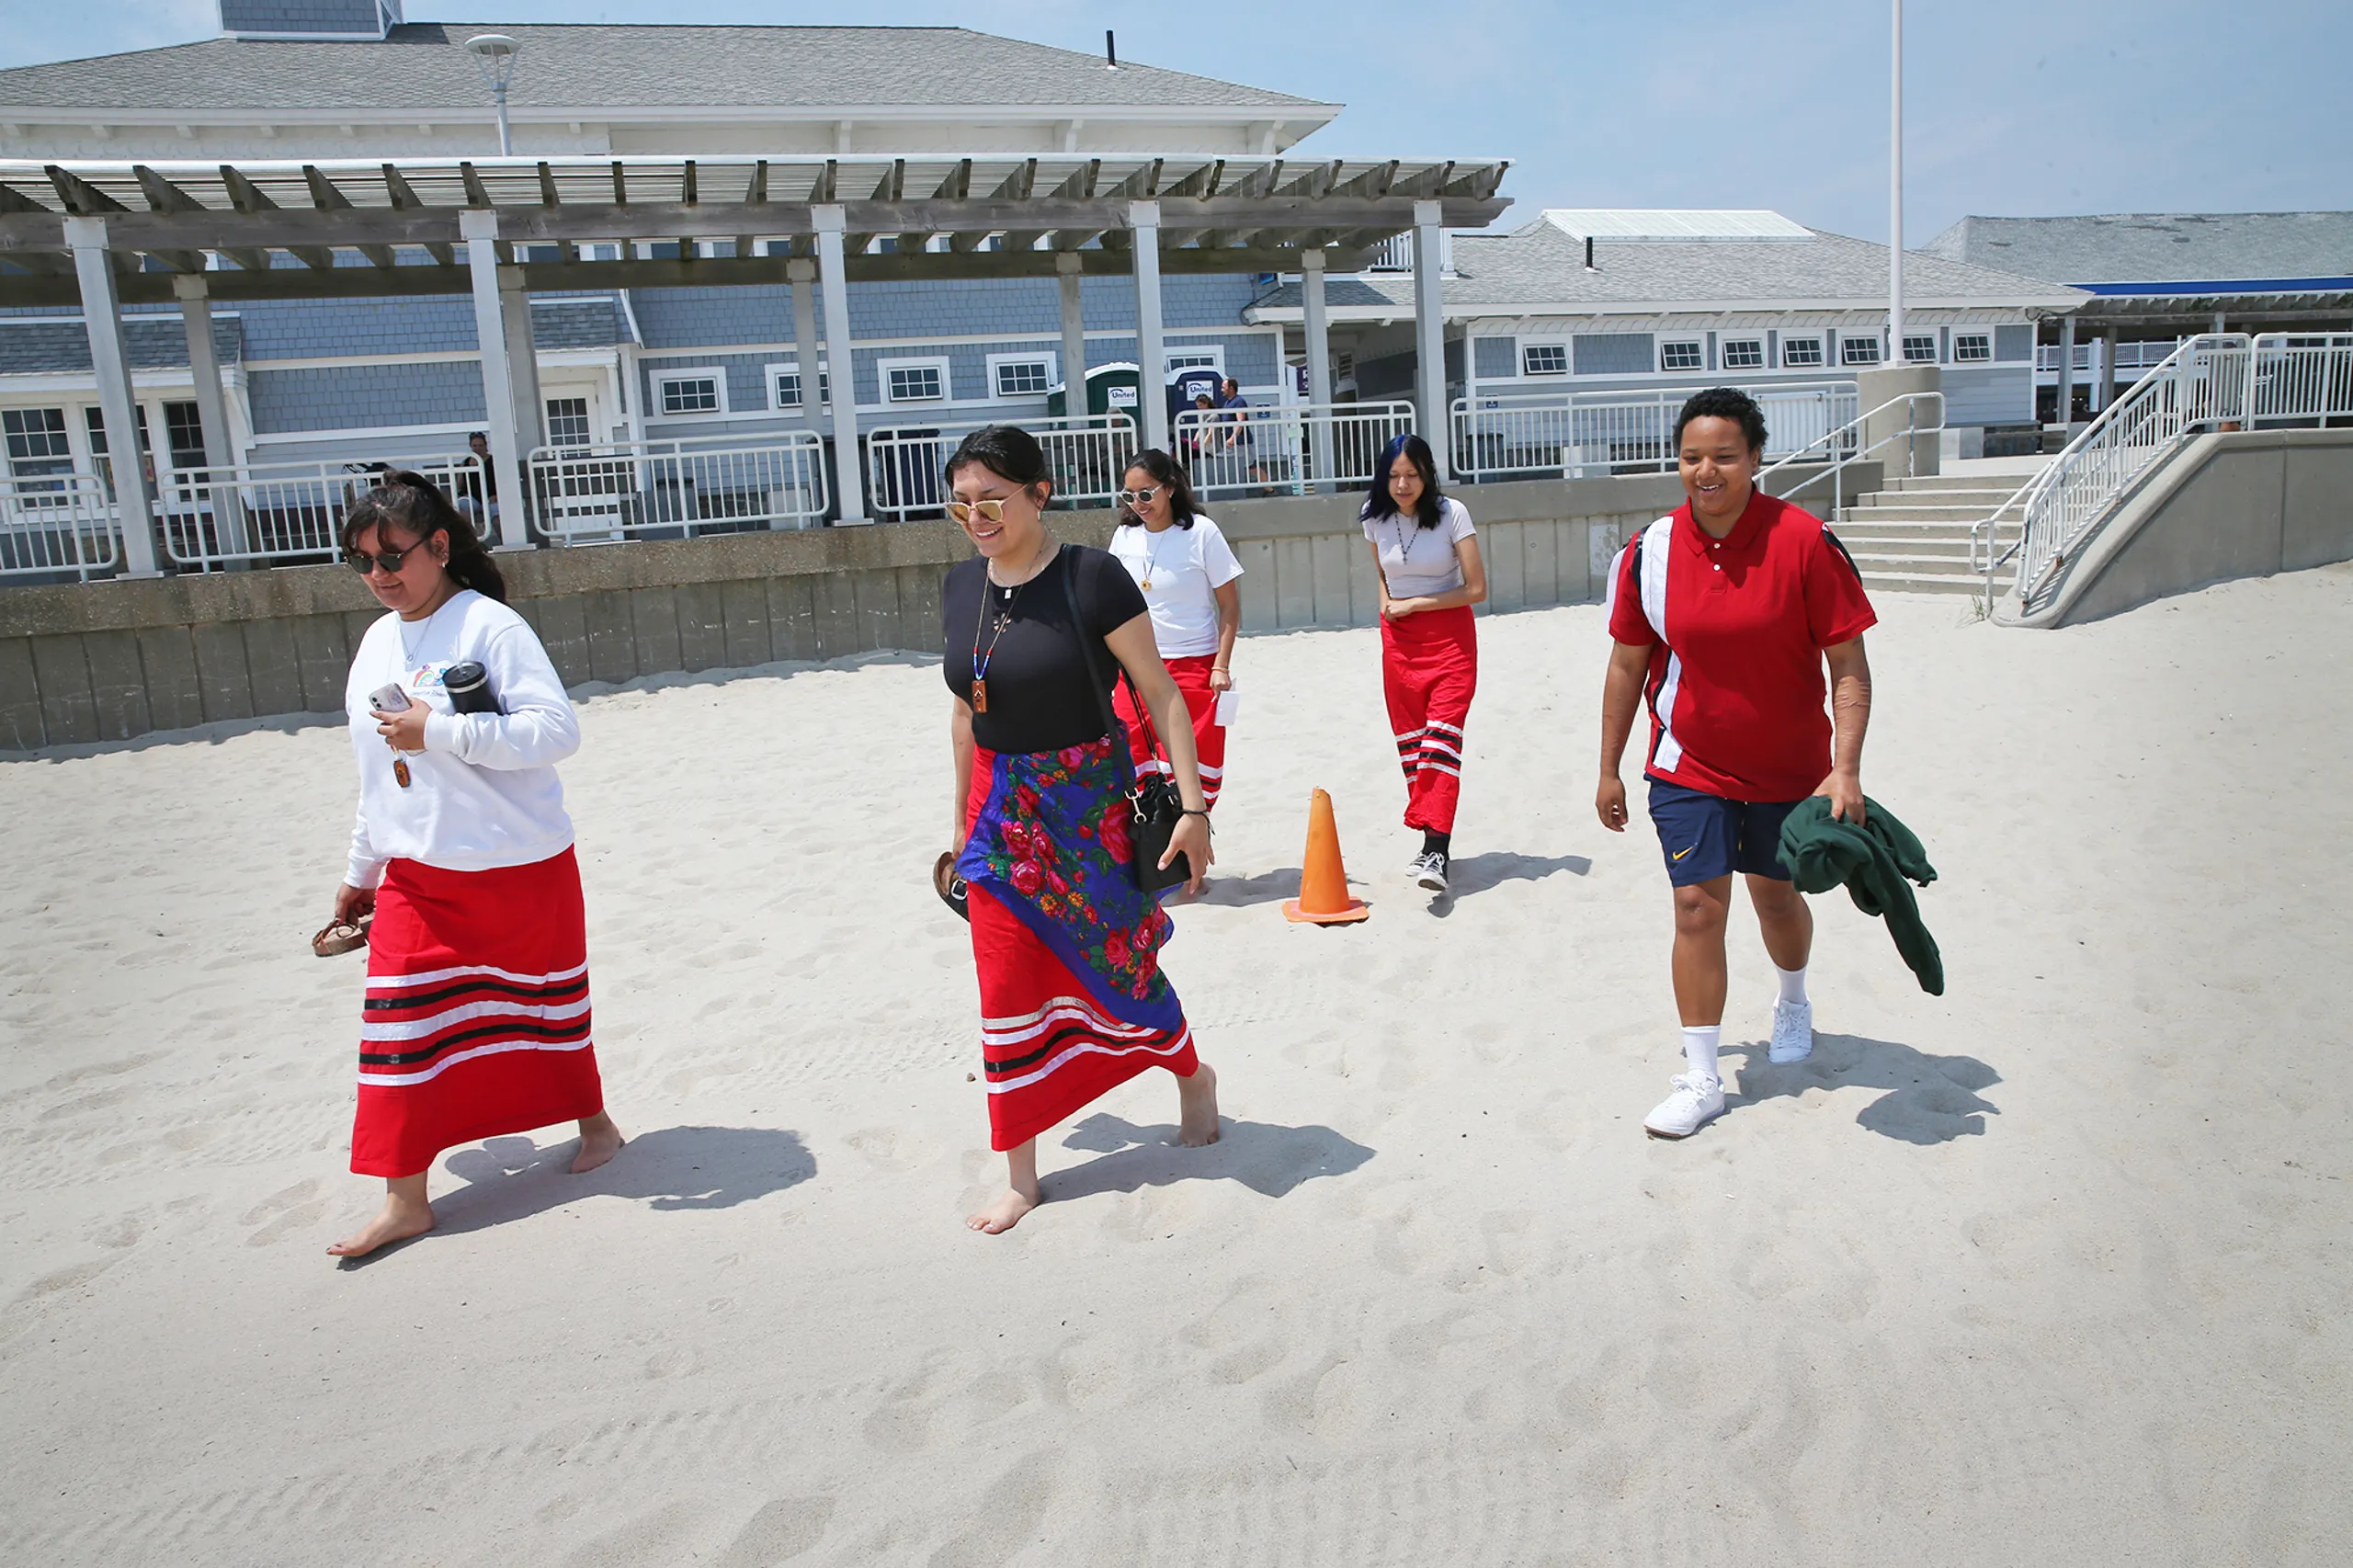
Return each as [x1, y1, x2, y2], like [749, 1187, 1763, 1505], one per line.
[942, 544, 1148, 755]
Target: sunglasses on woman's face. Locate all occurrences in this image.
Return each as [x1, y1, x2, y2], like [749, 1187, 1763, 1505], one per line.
[347, 543, 423, 575]
[1116, 486, 1162, 506]
[947, 498, 1012, 525]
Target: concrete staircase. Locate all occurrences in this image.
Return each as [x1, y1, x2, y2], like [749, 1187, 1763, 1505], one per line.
[1832, 472, 2029, 596]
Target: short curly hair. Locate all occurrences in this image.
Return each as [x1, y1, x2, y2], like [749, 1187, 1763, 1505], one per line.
[1674, 386, 1769, 455]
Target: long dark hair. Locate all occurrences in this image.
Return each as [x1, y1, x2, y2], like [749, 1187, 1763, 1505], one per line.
[339, 471, 507, 603]
[944, 424, 1053, 502]
[1115, 448, 1199, 529]
[1360, 432, 1445, 529]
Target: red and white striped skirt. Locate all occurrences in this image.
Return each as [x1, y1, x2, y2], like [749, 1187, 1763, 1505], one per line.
[1114, 652, 1228, 808]
[1381, 605, 1478, 835]
[351, 846, 604, 1178]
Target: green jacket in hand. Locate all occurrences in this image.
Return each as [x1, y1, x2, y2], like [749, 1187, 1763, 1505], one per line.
[1777, 796, 1944, 995]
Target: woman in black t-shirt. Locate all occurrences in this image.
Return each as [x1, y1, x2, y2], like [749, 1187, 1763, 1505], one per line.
[941, 426, 1220, 1234]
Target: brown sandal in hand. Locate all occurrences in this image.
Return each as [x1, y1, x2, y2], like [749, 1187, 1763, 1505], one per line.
[933, 851, 970, 923]
[312, 913, 373, 958]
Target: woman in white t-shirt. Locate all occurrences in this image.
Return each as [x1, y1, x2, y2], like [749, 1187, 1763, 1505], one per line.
[1361, 433, 1488, 892]
[1108, 449, 1245, 811]
[322, 473, 621, 1259]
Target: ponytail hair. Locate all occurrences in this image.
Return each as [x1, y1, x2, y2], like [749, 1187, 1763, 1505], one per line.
[340, 470, 507, 603]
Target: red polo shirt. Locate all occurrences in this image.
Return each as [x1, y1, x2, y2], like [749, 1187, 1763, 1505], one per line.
[1606, 489, 1876, 802]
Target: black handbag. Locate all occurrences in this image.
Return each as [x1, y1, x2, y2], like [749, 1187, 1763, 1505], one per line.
[1062, 549, 1192, 894]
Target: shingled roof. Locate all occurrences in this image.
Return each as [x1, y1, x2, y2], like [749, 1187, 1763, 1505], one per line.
[0, 24, 1333, 114]
[1245, 217, 2086, 319]
[1920, 212, 2353, 289]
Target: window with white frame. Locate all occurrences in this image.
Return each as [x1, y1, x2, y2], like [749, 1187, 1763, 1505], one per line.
[1165, 351, 1223, 374]
[545, 397, 593, 447]
[1520, 341, 1568, 376]
[881, 358, 949, 403]
[3, 407, 75, 502]
[1720, 337, 1765, 370]
[768, 361, 830, 411]
[1660, 339, 1704, 372]
[654, 369, 726, 416]
[1903, 334, 1938, 364]
[1781, 335, 1824, 368]
[1952, 332, 1992, 363]
[1841, 335, 1884, 366]
[988, 353, 1055, 399]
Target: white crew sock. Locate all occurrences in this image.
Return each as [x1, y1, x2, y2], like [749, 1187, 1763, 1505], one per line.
[1775, 962, 1810, 1006]
[1680, 1026, 1722, 1084]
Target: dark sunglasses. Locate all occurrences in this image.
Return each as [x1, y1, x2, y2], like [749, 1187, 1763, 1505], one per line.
[347, 542, 428, 575]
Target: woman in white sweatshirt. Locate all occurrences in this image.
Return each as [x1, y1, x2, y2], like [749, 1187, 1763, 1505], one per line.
[324, 472, 620, 1259]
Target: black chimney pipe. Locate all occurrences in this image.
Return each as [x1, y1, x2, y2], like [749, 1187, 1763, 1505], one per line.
[1106, 30, 1118, 68]
[1584, 234, 1596, 270]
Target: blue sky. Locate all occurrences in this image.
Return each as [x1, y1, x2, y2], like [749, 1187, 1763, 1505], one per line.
[6, 0, 2346, 245]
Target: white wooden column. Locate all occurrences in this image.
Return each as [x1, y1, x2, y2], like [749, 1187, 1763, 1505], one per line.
[1302, 247, 1334, 490]
[813, 206, 868, 524]
[1412, 199, 1449, 476]
[171, 271, 247, 561]
[1131, 200, 1167, 450]
[459, 209, 527, 548]
[2054, 313, 2077, 429]
[2098, 327, 2120, 412]
[1056, 253, 1087, 419]
[498, 265, 545, 467]
[788, 257, 824, 435]
[63, 216, 160, 576]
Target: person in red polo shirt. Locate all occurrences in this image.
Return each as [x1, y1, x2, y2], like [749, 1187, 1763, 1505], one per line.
[1596, 387, 1877, 1139]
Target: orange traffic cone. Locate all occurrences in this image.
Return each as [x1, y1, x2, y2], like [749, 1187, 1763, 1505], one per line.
[1283, 788, 1371, 925]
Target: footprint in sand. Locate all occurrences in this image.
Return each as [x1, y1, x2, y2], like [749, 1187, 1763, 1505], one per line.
[242, 1178, 327, 1246]
[711, 1495, 834, 1567]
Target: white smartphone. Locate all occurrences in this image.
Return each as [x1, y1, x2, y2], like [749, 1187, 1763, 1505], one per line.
[1214, 686, 1240, 726]
[367, 683, 411, 713]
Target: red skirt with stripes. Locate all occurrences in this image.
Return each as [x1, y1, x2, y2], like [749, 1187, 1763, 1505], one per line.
[351, 846, 604, 1178]
[1114, 653, 1228, 808]
[1381, 604, 1477, 834]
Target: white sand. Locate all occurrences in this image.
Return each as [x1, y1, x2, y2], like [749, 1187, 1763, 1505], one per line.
[3, 565, 2349, 1565]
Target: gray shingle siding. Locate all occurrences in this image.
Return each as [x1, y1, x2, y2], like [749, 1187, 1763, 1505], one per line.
[1472, 336, 1518, 379]
[248, 361, 484, 434]
[0, 316, 242, 374]
[1939, 364, 2032, 426]
[219, 1, 386, 35]
[1995, 324, 2034, 362]
[531, 299, 628, 350]
[238, 294, 477, 359]
[1574, 334, 1653, 374]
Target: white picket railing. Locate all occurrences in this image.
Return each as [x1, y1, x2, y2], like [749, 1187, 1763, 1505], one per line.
[1449, 381, 1859, 483]
[1753, 390, 1946, 521]
[158, 454, 485, 570]
[866, 414, 1136, 522]
[528, 432, 829, 541]
[0, 472, 119, 581]
[1170, 400, 1415, 497]
[1972, 333, 2285, 613]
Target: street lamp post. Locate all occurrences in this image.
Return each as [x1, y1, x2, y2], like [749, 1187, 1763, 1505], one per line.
[464, 34, 521, 156]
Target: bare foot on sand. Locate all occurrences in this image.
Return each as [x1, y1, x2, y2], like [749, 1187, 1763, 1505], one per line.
[965, 1187, 1039, 1234]
[327, 1188, 433, 1258]
[571, 1112, 624, 1174]
[1178, 1061, 1221, 1147]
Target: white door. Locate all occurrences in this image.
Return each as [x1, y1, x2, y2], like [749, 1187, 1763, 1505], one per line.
[535, 383, 626, 539]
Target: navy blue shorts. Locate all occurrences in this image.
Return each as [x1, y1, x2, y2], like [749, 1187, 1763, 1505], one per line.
[1645, 778, 1802, 886]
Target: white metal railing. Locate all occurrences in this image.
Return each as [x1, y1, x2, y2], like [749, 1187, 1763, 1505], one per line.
[1449, 381, 1859, 483]
[1, 471, 119, 581]
[159, 454, 485, 570]
[866, 414, 1136, 522]
[1753, 390, 1946, 521]
[2249, 332, 2353, 426]
[1972, 333, 2267, 613]
[529, 432, 828, 541]
[1172, 400, 1415, 498]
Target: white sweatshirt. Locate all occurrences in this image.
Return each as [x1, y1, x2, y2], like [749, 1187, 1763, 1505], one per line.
[344, 589, 581, 889]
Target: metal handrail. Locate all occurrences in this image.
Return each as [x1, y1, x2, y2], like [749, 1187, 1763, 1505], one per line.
[158, 453, 484, 571]
[1, 471, 119, 582]
[528, 431, 829, 540]
[1171, 399, 1415, 497]
[866, 413, 1137, 522]
[1751, 390, 1947, 522]
[1449, 381, 1860, 484]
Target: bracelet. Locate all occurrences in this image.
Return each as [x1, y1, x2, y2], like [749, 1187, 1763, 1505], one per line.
[1180, 807, 1210, 817]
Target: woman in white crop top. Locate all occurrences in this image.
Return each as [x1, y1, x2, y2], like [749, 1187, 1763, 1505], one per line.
[324, 472, 621, 1259]
[1107, 449, 1245, 812]
[1360, 433, 1488, 895]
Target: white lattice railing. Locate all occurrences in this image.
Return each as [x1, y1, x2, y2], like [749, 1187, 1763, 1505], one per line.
[866, 414, 1137, 522]
[1170, 400, 1415, 497]
[158, 454, 485, 570]
[528, 432, 829, 541]
[0, 472, 118, 581]
[1449, 381, 1860, 483]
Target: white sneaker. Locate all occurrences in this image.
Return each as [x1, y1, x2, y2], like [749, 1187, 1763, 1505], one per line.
[1411, 850, 1449, 892]
[1768, 999, 1813, 1064]
[1643, 1073, 1725, 1139]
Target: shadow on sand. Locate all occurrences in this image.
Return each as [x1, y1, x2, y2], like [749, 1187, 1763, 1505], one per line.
[1199, 851, 1590, 913]
[417, 1125, 814, 1242]
[1725, 1032, 2001, 1144]
[1042, 1113, 1375, 1204]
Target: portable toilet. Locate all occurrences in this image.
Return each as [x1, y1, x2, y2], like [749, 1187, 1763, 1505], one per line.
[1046, 362, 1142, 420]
[1167, 364, 1224, 425]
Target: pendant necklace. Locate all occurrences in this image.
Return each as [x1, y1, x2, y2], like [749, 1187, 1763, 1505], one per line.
[1139, 524, 1176, 592]
[388, 591, 453, 789]
[971, 542, 1052, 713]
